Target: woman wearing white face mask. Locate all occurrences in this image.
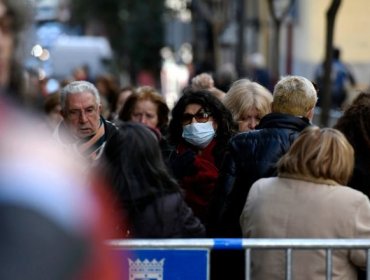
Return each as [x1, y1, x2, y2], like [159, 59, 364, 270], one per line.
[168, 88, 234, 226]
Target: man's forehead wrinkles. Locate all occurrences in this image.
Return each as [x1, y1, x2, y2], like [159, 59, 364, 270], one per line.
[69, 105, 95, 110]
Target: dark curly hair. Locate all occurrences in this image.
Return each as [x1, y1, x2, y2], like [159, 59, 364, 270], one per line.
[168, 87, 234, 167]
[334, 92, 370, 155]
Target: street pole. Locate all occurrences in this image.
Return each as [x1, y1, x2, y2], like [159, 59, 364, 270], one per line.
[235, 0, 246, 78]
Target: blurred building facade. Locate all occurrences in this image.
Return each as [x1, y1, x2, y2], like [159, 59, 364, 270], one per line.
[26, 0, 370, 92]
[190, 0, 370, 89]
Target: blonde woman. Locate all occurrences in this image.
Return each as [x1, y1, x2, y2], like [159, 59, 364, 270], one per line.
[240, 126, 370, 280]
[223, 79, 272, 132]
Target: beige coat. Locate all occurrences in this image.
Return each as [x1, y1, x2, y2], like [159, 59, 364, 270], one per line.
[240, 175, 370, 280]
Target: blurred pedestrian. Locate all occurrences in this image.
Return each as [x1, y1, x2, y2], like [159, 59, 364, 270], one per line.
[109, 86, 134, 121]
[95, 74, 120, 117]
[334, 92, 370, 280]
[43, 92, 63, 131]
[240, 126, 370, 280]
[223, 78, 272, 132]
[314, 47, 356, 109]
[334, 92, 370, 197]
[0, 112, 125, 280]
[213, 75, 317, 237]
[214, 63, 237, 92]
[245, 52, 273, 91]
[72, 65, 91, 82]
[168, 88, 234, 225]
[99, 122, 205, 238]
[0, 0, 31, 102]
[53, 80, 118, 166]
[191, 72, 226, 100]
[0, 1, 125, 278]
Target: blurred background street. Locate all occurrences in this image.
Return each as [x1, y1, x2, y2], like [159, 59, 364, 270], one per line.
[24, 0, 370, 126]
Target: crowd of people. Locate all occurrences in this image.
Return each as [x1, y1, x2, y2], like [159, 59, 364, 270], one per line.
[3, 0, 370, 279]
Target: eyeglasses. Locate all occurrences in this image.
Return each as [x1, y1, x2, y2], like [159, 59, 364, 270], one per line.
[182, 111, 211, 125]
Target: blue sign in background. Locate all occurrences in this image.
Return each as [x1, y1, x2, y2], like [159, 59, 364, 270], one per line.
[116, 249, 209, 280]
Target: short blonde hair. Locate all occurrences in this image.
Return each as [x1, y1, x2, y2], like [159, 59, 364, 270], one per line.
[223, 79, 272, 121]
[277, 126, 354, 185]
[272, 75, 317, 116]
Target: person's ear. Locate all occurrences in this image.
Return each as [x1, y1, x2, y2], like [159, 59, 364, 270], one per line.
[306, 107, 314, 121]
[270, 102, 275, 112]
[98, 103, 102, 114]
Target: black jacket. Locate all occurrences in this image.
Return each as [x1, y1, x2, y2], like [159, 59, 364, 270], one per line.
[127, 192, 206, 238]
[208, 113, 311, 237]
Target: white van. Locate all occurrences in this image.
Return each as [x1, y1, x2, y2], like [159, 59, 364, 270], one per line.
[50, 35, 113, 80]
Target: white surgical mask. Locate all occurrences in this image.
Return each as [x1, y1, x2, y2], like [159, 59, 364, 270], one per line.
[182, 121, 215, 148]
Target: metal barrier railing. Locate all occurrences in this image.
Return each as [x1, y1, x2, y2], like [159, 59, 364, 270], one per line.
[108, 238, 370, 280]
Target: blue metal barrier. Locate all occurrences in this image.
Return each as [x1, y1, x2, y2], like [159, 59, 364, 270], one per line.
[108, 238, 370, 280]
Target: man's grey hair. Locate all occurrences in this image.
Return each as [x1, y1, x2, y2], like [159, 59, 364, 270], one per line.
[60, 80, 101, 110]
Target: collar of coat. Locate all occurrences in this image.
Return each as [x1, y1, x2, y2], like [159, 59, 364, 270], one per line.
[278, 172, 340, 186]
[257, 113, 311, 131]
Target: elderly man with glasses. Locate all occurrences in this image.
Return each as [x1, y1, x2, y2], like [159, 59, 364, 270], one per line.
[53, 80, 118, 165]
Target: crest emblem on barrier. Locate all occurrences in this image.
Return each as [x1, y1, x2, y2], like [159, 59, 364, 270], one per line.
[128, 258, 165, 280]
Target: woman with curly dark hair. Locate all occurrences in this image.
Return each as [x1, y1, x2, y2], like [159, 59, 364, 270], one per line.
[168, 87, 234, 225]
[334, 92, 370, 198]
[336, 92, 370, 280]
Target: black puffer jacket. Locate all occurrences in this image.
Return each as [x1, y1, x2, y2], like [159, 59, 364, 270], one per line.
[208, 113, 311, 237]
